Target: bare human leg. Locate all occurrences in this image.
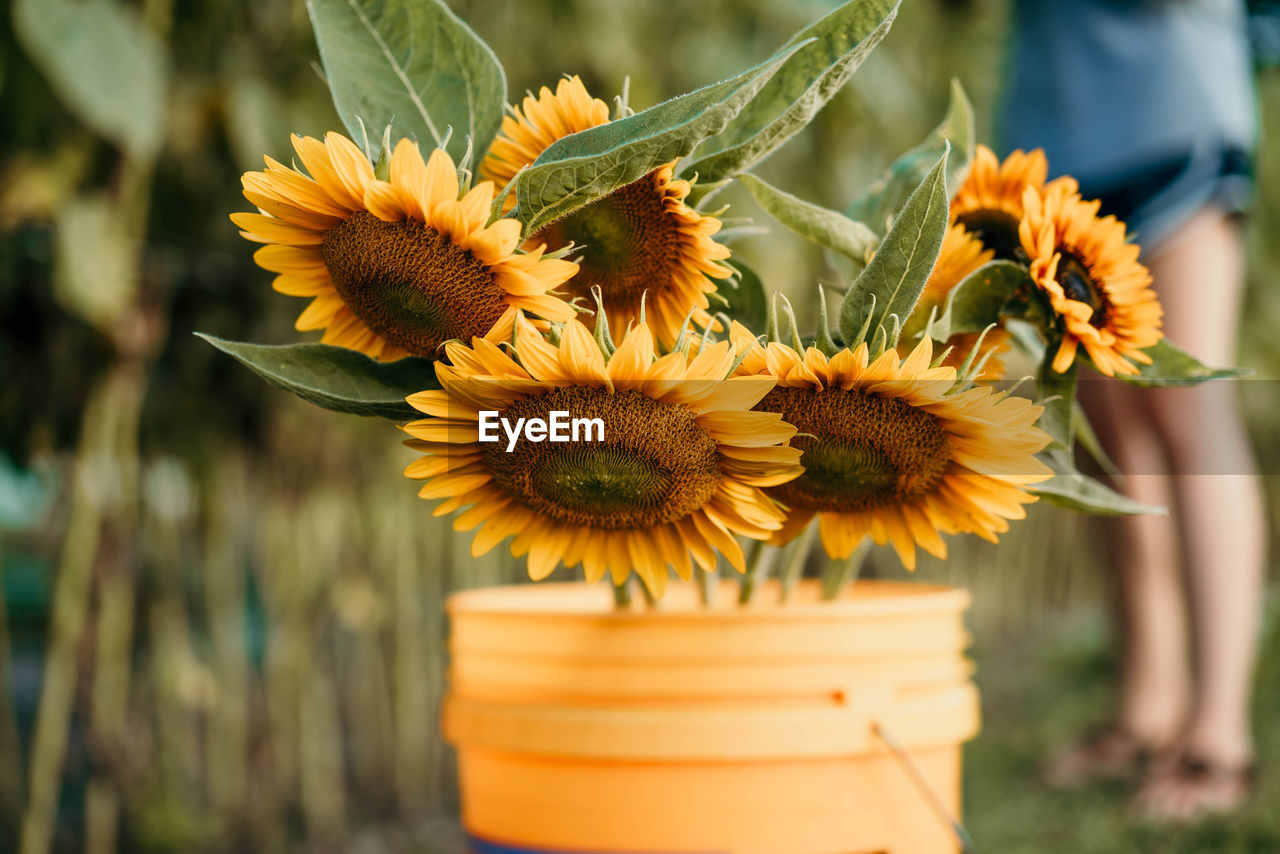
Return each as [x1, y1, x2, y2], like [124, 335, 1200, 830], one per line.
[1042, 370, 1190, 789]
[1089, 383, 1189, 750]
[1133, 208, 1265, 820]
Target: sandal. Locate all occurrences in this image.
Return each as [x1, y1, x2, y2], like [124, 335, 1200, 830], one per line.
[1133, 753, 1257, 823]
[1041, 727, 1156, 790]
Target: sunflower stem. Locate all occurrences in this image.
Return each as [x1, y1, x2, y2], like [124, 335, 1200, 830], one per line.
[779, 523, 818, 603]
[611, 578, 632, 609]
[696, 563, 717, 608]
[737, 540, 770, 605]
[821, 539, 872, 601]
[640, 582, 660, 609]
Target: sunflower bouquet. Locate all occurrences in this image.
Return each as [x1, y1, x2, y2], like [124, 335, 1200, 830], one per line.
[207, 0, 1237, 605]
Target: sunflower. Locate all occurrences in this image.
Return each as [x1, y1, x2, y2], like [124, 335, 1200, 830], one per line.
[1019, 180, 1162, 376]
[951, 145, 1049, 260]
[402, 313, 803, 596]
[730, 325, 1053, 569]
[916, 223, 1012, 378]
[232, 133, 578, 361]
[481, 75, 611, 200]
[479, 76, 733, 348]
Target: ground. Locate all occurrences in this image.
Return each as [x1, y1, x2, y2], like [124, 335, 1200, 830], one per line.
[965, 606, 1280, 854]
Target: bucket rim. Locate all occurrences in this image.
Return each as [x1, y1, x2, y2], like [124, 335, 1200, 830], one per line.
[447, 579, 970, 621]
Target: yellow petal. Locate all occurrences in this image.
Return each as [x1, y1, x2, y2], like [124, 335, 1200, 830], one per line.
[558, 319, 610, 386]
[607, 323, 655, 381]
[691, 512, 744, 573]
[291, 134, 363, 211]
[295, 294, 345, 330]
[231, 212, 325, 245]
[424, 148, 460, 208]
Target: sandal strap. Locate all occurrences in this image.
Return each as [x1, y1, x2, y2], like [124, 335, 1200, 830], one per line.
[1179, 754, 1257, 787]
[1081, 726, 1163, 763]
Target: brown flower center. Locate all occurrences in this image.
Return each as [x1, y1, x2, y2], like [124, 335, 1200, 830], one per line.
[954, 208, 1023, 261]
[482, 386, 721, 529]
[531, 170, 684, 311]
[759, 387, 951, 512]
[322, 211, 507, 356]
[1055, 250, 1109, 326]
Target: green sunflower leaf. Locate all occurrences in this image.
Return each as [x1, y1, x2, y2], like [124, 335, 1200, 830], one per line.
[1114, 339, 1249, 388]
[907, 260, 1030, 343]
[684, 0, 899, 184]
[512, 39, 811, 235]
[13, 0, 167, 158]
[306, 0, 506, 161]
[739, 174, 879, 266]
[942, 261, 1031, 335]
[1035, 449, 1165, 516]
[1074, 403, 1120, 476]
[845, 79, 974, 232]
[197, 334, 437, 420]
[720, 260, 770, 333]
[838, 150, 950, 350]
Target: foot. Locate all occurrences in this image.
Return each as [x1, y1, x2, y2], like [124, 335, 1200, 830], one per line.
[1132, 753, 1255, 823]
[1042, 728, 1155, 790]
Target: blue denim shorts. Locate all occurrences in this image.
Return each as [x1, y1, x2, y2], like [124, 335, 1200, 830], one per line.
[1077, 143, 1254, 251]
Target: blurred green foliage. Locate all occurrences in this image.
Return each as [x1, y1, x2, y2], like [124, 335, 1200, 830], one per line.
[0, 1, 1277, 851]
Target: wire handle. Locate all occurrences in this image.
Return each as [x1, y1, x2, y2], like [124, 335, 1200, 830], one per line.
[872, 721, 979, 854]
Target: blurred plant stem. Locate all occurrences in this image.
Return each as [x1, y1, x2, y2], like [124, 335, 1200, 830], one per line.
[779, 522, 818, 603]
[20, 359, 147, 854]
[20, 1, 172, 847]
[696, 561, 717, 607]
[386, 499, 433, 812]
[0, 557, 24, 829]
[85, 445, 141, 854]
[200, 460, 249, 837]
[612, 579, 632, 608]
[295, 502, 346, 843]
[147, 501, 209, 843]
[737, 540, 769, 605]
[821, 539, 872, 601]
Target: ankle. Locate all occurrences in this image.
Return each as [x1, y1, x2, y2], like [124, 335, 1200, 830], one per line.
[1117, 709, 1184, 749]
[1181, 725, 1254, 770]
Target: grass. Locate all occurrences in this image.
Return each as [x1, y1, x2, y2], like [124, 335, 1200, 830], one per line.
[964, 605, 1280, 854]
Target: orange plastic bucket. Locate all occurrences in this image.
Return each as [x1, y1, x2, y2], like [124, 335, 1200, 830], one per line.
[444, 579, 979, 854]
